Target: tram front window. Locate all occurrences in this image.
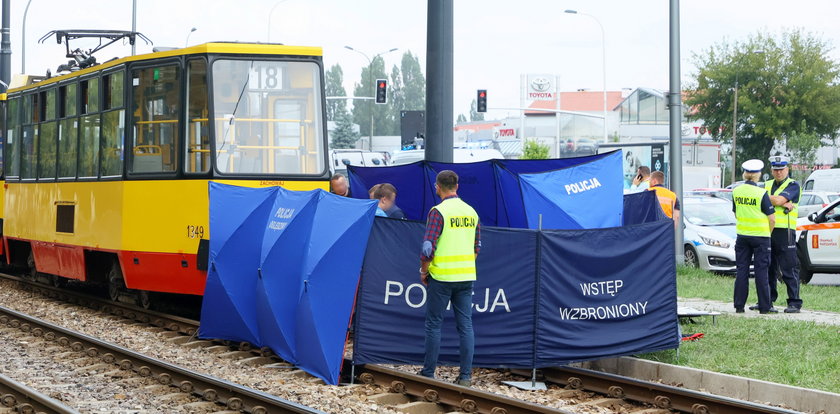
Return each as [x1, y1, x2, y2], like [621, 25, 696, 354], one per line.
[212, 59, 325, 175]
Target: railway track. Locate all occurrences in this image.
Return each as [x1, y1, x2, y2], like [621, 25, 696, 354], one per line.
[0, 372, 79, 414]
[513, 367, 800, 414]
[0, 303, 323, 414]
[1, 273, 805, 413]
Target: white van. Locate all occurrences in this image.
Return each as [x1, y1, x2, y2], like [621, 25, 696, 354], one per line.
[329, 149, 388, 175]
[389, 148, 504, 166]
[802, 169, 840, 192]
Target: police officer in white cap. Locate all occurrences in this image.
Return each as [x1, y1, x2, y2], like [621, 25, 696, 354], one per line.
[732, 159, 777, 314]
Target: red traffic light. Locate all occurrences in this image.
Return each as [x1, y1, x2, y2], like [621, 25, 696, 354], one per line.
[379, 82, 386, 88]
[479, 91, 486, 98]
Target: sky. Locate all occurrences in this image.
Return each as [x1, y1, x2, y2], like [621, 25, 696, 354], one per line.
[7, 0, 840, 121]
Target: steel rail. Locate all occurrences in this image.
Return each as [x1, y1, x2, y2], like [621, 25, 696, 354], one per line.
[0, 372, 80, 414]
[0, 273, 201, 336]
[0, 305, 323, 414]
[533, 367, 801, 414]
[356, 364, 574, 414]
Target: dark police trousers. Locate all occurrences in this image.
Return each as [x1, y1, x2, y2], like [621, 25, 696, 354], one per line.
[734, 235, 772, 311]
[769, 228, 802, 308]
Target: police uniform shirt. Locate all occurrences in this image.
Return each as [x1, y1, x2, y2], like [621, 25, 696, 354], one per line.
[770, 179, 801, 204]
[732, 181, 775, 216]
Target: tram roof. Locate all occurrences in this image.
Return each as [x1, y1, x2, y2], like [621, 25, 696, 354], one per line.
[8, 42, 323, 93]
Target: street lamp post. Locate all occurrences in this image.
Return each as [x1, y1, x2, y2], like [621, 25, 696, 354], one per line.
[565, 9, 608, 142]
[21, 0, 32, 73]
[344, 46, 398, 151]
[731, 74, 740, 185]
[185, 27, 197, 48]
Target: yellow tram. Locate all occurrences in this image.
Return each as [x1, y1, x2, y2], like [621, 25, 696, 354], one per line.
[2, 42, 330, 304]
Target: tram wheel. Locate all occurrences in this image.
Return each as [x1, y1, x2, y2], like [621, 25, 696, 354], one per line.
[139, 290, 152, 310]
[26, 251, 38, 280]
[51, 275, 66, 288]
[107, 261, 126, 302]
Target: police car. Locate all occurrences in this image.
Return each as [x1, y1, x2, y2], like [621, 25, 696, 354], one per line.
[682, 196, 738, 273]
[796, 198, 840, 283]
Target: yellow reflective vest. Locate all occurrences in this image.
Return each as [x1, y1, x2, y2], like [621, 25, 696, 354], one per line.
[733, 183, 771, 237]
[764, 178, 798, 230]
[428, 197, 479, 282]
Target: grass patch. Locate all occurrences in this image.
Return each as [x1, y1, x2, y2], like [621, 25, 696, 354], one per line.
[677, 265, 840, 313]
[640, 315, 840, 394]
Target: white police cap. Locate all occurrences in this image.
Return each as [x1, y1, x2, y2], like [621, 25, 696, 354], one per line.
[742, 159, 764, 173]
[769, 155, 790, 169]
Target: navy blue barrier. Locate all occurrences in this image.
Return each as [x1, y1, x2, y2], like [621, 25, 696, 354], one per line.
[353, 217, 679, 368]
[623, 190, 667, 225]
[347, 152, 617, 227]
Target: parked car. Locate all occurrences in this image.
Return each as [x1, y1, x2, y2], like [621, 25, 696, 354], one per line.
[802, 168, 840, 192]
[797, 191, 840, 218]
[682, 196, 739, 273]
[575, 138, 598, 155]
[796, 198, 840, 284]
[685, 188, 733, 201]
[329, 149, 388, 176]
[389, 148, 504, 166]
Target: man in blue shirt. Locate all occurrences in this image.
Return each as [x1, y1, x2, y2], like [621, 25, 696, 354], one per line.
[760, 156, 803, 313]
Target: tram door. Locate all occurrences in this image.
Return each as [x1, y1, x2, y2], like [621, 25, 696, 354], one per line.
[130, 65, 180, 174]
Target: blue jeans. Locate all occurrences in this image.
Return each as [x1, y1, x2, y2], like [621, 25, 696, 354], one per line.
[420, 278, 474, 381]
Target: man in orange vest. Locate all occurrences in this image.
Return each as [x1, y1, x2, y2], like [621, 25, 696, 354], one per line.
[648, 171, 680, 226]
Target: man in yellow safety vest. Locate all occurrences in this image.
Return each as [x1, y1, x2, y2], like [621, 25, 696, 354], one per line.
[419, 170, 481, 387]
[762, 156, 803, 313]
[732, 159, 777, 314]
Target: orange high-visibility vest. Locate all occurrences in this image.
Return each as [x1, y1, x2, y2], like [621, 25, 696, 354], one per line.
[649, 185, 678, 218]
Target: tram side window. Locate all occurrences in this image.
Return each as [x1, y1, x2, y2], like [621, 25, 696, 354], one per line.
[186, 59, 209, 173]
[101, 71, 125, 177]
[58, 117, 78, 178]
[81, 78, 99, 114]
[131, 65, 180, 174]
[20, 125, 38, 179]
[21, 93, 39, 179]
[45, 89, 57, 121]
[78, 114, 100, 178]
[60, 83, 78, 118]
[58, 83, 79, 179]
[5, 98, 20, 178]
[38, 121, 57, 179]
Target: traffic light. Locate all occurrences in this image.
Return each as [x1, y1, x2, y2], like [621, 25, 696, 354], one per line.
[477, 89, 487, 112]
[375, 79, 388, 104]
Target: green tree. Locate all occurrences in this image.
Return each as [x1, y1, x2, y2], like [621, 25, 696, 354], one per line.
[469, 99, 484, 121]
[399, 51, 426, 111]
[331, 109, 359, 149]
[521, 139, 549, 159]
[385, 65, 403, 135]
[686, 30, 840, 166]
[325, 64, 347, 122]
[352, 56, 390, 137]
[456, 114, 467, 123]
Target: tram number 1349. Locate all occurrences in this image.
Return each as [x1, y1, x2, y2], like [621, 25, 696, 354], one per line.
[186, 225, 206, 239]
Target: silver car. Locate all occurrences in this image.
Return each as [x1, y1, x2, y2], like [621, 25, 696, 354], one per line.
[797, 191, 840, 218]
[682, 196, 738, 273]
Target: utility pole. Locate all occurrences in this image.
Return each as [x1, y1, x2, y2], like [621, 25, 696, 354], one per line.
[425, 0, 454, 163]
[669, 0, 684, 263]
[131, 0, 137, 55]
[0, 0, 11, 91]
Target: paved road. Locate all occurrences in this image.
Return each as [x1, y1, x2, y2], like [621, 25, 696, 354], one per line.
[808, 273, 840, 286]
